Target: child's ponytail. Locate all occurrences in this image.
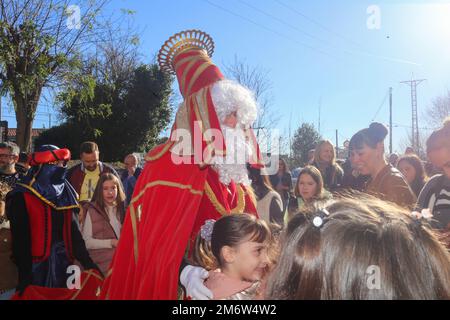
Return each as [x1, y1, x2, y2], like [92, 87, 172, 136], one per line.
[192, 219, 218, 270]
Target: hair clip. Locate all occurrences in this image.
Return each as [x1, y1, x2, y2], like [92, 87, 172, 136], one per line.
[200, 219, 216, 241]
[411, 208, 433, 225]
[312, 208, 330, 228]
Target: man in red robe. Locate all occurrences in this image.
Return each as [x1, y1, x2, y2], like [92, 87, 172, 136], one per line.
[100, 30, 264, 300]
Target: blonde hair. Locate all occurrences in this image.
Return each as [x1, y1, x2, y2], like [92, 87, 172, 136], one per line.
[427, 117, 450, 153]
[314, 140, 336, 165]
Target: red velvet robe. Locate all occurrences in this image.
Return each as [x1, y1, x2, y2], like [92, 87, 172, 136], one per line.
[99, 148, 257, 300]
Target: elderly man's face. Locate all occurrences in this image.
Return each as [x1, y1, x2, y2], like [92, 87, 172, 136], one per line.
[0, 148, 18, 171]
[124, 155, 137, 170]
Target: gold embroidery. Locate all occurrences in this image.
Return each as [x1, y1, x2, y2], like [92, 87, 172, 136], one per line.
[204, 182, 245, 216]
[70, 270, 103, 300]
[105, 268, 113, 279]
[180, 56, 208, 95]
[174, 49, 209, 71]
[145, 141, 174, 162]
[129, 203, 139, 264]
[187, 61, 214, 96]
[195, 89, 211, 130]
[127, 180, 204, 265]
[136, 204, 143, 222]
[130, 180, 203, 205]
[16, 183, 80, 211]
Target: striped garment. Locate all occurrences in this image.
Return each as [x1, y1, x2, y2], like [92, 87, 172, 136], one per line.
[417, 174, 450, 230]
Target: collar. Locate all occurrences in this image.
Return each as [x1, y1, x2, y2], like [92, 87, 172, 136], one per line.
[81, 161, 103, 174]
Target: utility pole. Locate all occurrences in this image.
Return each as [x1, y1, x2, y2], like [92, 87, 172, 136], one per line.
[389, 87, 393, 154]
[48, 113, 52, 128]
[400, 76, 426, 152]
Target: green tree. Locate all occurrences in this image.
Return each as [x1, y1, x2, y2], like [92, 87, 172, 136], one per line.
[291, 123, 321, 168]
[0, 0, 111, 151]
[35, 63, 173, 161]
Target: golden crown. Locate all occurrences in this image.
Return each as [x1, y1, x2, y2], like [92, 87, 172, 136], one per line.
[157, 29, 215, 75]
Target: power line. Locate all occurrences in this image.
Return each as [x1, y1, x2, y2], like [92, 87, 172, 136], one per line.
[202, 0, 335, 58]
[392, 123, 435, 131]
[237, 0, 334, 48]
[371, 90, 389, 122]
[273, 0, 420, 66]
[274, 0, 363, 49]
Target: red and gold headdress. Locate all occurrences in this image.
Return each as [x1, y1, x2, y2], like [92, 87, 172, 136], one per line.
[147, 30, 263, 168]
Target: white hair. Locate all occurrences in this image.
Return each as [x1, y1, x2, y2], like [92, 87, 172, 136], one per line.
[211, 126, 252, 186]
[210, 79, 257, 128]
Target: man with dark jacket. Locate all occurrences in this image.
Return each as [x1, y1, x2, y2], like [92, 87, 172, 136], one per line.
[7, 145, 100, 295]
[67, 141, 120, 204]
[120, 154, 142, 207]
[0, 142, 23, 188]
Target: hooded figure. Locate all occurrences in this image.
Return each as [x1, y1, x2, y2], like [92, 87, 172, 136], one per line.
[7, 145, 100, 296]
[101, 30, 264, 300]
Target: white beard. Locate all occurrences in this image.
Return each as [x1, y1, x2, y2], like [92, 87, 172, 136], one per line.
[211, 126, 253, 186]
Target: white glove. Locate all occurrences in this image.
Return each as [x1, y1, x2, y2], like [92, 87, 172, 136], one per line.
[180, 265, 213, 300]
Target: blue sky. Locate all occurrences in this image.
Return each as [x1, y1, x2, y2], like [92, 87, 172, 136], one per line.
[3, 0, 450, 153]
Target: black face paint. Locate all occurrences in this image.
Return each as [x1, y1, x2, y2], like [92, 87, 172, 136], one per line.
[47, 164, 68, 185]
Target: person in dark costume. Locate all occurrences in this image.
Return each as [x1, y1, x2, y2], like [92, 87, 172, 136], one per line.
[7, 145, 100, 295]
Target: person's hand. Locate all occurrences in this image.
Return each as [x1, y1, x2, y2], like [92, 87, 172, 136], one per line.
[127, 166, 136, 177]
[179, 265, 213, 300]
[111, 239, 119, 248]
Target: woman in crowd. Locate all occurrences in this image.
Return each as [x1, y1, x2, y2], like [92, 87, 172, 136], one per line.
[312, 140, 343, 192]
[417, 118, 450, 232]
[269, 159, 292, 214]
[248, 166, 284, 226]
[349, 122, 416, 209]
[81, 173, 126, 275]
[397, 154, 428, 198]
[288, 166, 330, 221]
[266, 196, 450, 299]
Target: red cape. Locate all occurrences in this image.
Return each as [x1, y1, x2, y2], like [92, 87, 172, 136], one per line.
[11, 270, 103, 300]
[100, 149, 209, 299]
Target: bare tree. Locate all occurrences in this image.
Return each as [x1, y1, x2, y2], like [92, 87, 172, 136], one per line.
[0, 0, 111, 151]
[398, 129, 429, 159]
[222, 55, 280, 142]
[425, 90, 450, 128]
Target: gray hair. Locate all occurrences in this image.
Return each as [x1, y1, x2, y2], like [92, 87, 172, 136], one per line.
[0, 142, 20, 156]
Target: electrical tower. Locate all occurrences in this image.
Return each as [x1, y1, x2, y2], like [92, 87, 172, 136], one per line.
[400, 77, 426, 152]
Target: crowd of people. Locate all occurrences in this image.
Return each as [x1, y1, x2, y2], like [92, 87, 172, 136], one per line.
[1, 29, 450, 301]
[0, 117, 449, 301]
[0, 141, 142, 300]
[186, 118, 450, 300]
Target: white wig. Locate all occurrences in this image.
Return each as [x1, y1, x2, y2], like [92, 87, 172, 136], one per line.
[210, 79, 257, 128]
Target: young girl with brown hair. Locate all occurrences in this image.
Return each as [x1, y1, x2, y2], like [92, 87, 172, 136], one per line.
[192, 214, 271, 300]
[81, 173, 126, 275]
